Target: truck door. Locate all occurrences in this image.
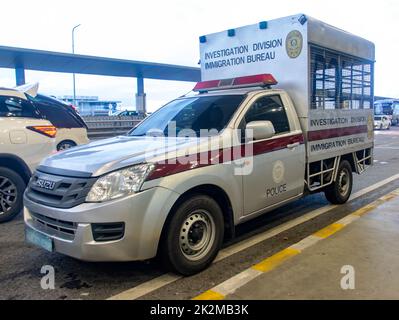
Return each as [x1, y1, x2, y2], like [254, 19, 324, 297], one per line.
[240, 93, 305, 216]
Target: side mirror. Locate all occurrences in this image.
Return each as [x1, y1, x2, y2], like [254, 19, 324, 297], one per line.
[246, 121, 275, 141]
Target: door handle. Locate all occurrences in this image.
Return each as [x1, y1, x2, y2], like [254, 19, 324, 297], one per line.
[287, 142, 300, 149]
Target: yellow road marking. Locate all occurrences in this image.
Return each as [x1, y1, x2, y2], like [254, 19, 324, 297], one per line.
[193, 290, 225, 300]
[313, 223, 345, 239]
[252, 248, 301, 273]
[380, 194, 397, 202]
[352, 203, 378, 217]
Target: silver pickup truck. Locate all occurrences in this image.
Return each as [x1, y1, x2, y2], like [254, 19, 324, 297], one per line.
[24, 15, 375, 275]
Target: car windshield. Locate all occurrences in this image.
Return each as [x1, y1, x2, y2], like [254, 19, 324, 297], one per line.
[129, 95, 245, 137]
[374, 103, 393, 116]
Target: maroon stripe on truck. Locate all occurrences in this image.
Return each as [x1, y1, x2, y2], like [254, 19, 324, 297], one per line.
[146, 134, 304, 181]
[308, 125, 368, 142]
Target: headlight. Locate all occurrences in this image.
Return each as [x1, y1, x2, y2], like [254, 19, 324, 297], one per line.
[86, 164, 154, 202]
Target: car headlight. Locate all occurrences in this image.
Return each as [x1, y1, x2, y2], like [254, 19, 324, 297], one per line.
[86, 164, 155, 202]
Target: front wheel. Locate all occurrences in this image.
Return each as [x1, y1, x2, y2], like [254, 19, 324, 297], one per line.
[0, 167, 26, 223]
[324, 160, 353, 205]
[160, 195, 224, 276]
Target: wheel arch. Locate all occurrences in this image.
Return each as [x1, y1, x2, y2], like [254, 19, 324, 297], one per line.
[57, 139, 77, 150]
[159, 184, 236, 250]
[341, 153, 357, 173]
[0, 154, 31, 184]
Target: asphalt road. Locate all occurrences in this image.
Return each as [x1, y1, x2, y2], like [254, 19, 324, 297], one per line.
[1, 127, 398, 300]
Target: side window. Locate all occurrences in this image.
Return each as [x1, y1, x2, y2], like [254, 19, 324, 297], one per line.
[244, 95, 290, 134]
[0, 97, 38, 118]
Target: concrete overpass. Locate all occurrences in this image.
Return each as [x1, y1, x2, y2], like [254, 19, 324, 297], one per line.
[0, 45, 201, 113]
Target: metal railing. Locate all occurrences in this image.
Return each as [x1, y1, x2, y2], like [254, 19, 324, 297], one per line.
[82, 116, 144, 139]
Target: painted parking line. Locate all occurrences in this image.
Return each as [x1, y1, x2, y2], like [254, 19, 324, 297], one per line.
[107, 173, 399, 300]
[193, 188, 399, 300]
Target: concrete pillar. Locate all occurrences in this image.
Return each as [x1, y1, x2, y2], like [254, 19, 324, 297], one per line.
[135, 76, 147, 115]
[15, 67, 26, 86]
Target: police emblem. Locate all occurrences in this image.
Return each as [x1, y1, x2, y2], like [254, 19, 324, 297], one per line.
[286, 30, 303, 59]
[272, 161, 285, 184]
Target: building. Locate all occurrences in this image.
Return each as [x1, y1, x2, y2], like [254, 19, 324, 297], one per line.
[58, 95, 122, 116]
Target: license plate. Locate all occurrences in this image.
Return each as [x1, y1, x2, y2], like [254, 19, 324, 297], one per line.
[25, 227, 54, 252]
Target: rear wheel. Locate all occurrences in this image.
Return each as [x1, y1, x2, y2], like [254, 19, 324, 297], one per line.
[0, 167, 26, 223]
[160, 195, 224, 276]
[324, 160, 353, 205]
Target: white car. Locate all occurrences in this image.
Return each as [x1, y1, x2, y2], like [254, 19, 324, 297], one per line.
[0, 86, 56, 222]
[374, 115, 391, 130]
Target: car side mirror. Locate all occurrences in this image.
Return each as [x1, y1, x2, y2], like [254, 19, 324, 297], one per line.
[246, 121, 275, 141]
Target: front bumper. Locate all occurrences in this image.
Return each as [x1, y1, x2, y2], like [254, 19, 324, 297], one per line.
[24, 187, 180, 262]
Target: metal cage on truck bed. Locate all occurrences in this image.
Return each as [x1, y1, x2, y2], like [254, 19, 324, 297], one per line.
[199, 14, 375, 192]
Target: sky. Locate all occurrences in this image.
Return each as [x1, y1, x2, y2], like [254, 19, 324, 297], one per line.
[0, 0, 398, 112]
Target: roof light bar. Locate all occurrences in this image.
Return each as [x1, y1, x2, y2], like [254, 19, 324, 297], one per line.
[193, 74, 278, 92]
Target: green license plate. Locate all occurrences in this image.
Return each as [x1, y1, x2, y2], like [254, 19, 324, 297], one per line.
[25, 227, 54, 252]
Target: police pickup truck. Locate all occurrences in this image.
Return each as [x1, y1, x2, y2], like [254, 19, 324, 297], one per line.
[24, 14, 375, 275]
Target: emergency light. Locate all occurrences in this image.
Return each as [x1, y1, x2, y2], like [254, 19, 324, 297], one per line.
[193, 74, 278, 92]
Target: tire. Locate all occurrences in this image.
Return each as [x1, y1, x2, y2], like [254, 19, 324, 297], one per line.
[160, 195, 224, 276]
[324, 160, 353, 205]
[0, 167, 26, 223]
[57, 140, 77, 151]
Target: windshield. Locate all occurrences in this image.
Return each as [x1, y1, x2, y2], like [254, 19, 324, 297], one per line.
[129, 95, 245, 137]
[374, 102, 393, 116]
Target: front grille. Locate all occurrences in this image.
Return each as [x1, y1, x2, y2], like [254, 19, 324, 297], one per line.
[25, 170, 96, 209]
[30, 211, 77, 240]
[92, 223, 125, 242]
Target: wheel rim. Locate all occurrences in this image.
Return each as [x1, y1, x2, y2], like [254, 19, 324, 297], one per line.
[179, 210, 216, 262]
[0, 176, 18, 215]
[338, 169, 350, 197]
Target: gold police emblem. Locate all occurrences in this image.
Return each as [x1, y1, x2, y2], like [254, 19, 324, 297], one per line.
[286, 30, 303, 59]
[367, 115, 374, 140]
[272, 161, 285, 184]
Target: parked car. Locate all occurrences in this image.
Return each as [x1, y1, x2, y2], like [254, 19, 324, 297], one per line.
[113, 110, 139, 117]
[27, 93, 90, 150]
[374, 115, 391, 130]
[374, 99, 399, 126]
[0, 86, 56, 223]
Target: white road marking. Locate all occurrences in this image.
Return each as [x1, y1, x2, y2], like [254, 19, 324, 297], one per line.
[337, 214, 360, 226]
[107, 273, 181, 300]
[290, 235, 321, 251]
[213, 268, 262, 296]
[106, 173, 399, 300]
